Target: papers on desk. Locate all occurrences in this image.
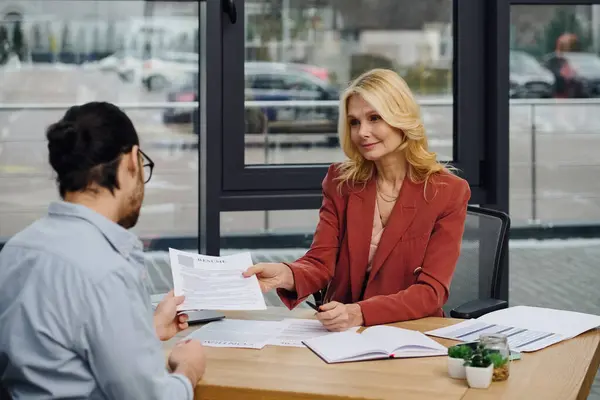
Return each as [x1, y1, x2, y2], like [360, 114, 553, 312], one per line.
[302, 325, 448, 364]
[184, 318, 359, 349]
[169, 248, 266, 311]
[426, 306, 600, 352]
[269, 319, 360, 347]
[186, 319, 285, 349]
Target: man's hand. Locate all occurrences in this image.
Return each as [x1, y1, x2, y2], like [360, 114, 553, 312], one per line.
[242, 262, 295, 292]
[154, 290, 189, 341]
[315, 301, 364, 332]
[168, 339, 206, 387]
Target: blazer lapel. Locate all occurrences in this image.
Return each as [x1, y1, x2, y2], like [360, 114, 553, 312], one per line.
[368, 178, 421, 284]
[346, 179, 376, 302]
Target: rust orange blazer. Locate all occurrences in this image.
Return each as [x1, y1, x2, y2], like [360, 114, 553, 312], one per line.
[277, 163, 471, 326]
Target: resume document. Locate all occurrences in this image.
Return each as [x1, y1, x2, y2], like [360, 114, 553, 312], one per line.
[169, 248, 267, 311]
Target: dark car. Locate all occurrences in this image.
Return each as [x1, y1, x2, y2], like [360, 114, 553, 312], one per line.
[541, 51, 600, 98]
[162, 72, 268, 134]
[163, 62, 339, 134]
[162, 72, 197, 124]
[244, 62, 339, 129]
[509, 50, 555, 98]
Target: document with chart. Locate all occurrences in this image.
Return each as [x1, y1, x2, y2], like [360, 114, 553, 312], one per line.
[425, 306, 600, 352]
[169, 248, 266, 311]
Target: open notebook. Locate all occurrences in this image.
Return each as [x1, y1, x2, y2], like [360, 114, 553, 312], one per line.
[303, 325, 448, 364]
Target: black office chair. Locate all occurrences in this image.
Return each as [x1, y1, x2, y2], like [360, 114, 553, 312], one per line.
[444, 205, 510, 318]
[313, 205, 511, 320]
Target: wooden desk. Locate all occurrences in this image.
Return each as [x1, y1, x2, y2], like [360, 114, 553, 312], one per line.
[163, 308, 600, 400]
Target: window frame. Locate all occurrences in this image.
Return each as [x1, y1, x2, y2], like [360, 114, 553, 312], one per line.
[217, 0, 484, 196]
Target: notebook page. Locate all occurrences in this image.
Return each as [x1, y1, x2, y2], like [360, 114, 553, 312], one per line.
[361, 325, 447, 356]
[303, 330, 387, 363]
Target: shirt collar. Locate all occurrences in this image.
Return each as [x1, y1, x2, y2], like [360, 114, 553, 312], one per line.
[48, 201, 143, 258]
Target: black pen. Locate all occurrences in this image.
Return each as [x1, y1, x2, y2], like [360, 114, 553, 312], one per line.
[306, 301, 321, 312]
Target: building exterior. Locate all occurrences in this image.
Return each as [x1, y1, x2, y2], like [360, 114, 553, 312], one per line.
[0, 1, 198, 62]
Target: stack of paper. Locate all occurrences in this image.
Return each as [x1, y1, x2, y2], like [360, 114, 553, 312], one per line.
[426, 306, 600, 352]
[184, 318, 359, 349]
[185, 319, 286, 349]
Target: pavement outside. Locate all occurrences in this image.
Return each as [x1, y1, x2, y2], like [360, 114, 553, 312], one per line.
[144, 239, 600, 399]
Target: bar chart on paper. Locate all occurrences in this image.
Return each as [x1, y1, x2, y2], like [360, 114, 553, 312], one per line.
[426, 306, 600, 352]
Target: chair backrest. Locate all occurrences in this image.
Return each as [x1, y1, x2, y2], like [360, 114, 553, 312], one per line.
[442, 205, 510, 314]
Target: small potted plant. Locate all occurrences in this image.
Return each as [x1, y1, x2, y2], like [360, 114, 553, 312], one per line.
[464, 344, 493, 389]
[447, 344, 473, 379]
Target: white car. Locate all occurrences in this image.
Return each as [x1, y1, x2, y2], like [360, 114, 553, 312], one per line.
[116, 54, 145, 82]
[141, 52, 198, 91]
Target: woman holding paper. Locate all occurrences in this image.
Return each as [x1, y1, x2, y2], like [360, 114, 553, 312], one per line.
[243, 68, 471, 331]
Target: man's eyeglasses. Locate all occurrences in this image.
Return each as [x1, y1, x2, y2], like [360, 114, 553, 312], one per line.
[139, 149, 154, 184]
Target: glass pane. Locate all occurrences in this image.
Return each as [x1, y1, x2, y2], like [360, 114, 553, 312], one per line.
[221, 209, 319, 236]
[244, 0, 453, 165]
[509, 5, 600, 395]
[0, 0, 199, 293]
[510, 4, 600, 226]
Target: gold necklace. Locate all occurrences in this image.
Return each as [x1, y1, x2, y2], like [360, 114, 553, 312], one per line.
[376, 180, 399, 202]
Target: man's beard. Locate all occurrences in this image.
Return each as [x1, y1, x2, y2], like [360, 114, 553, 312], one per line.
[118, 173, 144, 229]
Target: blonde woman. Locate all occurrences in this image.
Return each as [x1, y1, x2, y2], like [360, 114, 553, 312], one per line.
[244, 69, 471, 330]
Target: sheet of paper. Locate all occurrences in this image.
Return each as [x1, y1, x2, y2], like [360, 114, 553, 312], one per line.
[169, 248, 266, 311]
[268, 319, 360, 347]
[478, 306, 600, 339]
[185, 319, 285, 349]
[424, 306, 599, 353]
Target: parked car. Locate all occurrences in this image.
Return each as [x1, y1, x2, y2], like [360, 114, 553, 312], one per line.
[541, 51, 600, 98]
[509, 50, 555, 98]
[244, 62, 339, 132]
[161, 72, 268, 134]
[162, 72, 198, 124]
[141, 52, 198, 91]
[163, 62, 340, 134]
[116, 52, 147, 82]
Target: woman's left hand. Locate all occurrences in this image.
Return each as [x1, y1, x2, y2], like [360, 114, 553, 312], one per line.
[315, 301, 364, 332]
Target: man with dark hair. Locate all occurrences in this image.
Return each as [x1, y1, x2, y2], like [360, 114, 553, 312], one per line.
[0, 102, 206, 399]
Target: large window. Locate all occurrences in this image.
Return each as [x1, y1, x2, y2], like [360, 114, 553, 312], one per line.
[0, 1, 200, 245]
[510, 3, 600, 226]
[243, 0, 453, 166]
[218, 0, 485, 194]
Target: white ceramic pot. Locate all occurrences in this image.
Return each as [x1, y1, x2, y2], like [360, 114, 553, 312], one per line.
[447, 356, 466, 379]
[466, 364, 493, 389]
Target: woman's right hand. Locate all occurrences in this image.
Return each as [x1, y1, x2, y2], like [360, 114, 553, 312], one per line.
[242, 262, 295, 293]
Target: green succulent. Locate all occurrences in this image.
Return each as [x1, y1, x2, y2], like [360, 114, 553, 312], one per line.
[487, 352, 509, 368]
[463, 343, 494, 368]
[447, 344, 473, 360]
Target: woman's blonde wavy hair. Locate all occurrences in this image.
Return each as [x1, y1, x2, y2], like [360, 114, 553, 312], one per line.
[336, 68, 454, 198]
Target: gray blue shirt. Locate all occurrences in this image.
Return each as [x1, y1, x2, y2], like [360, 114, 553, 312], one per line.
[0, 201, 193, 400]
